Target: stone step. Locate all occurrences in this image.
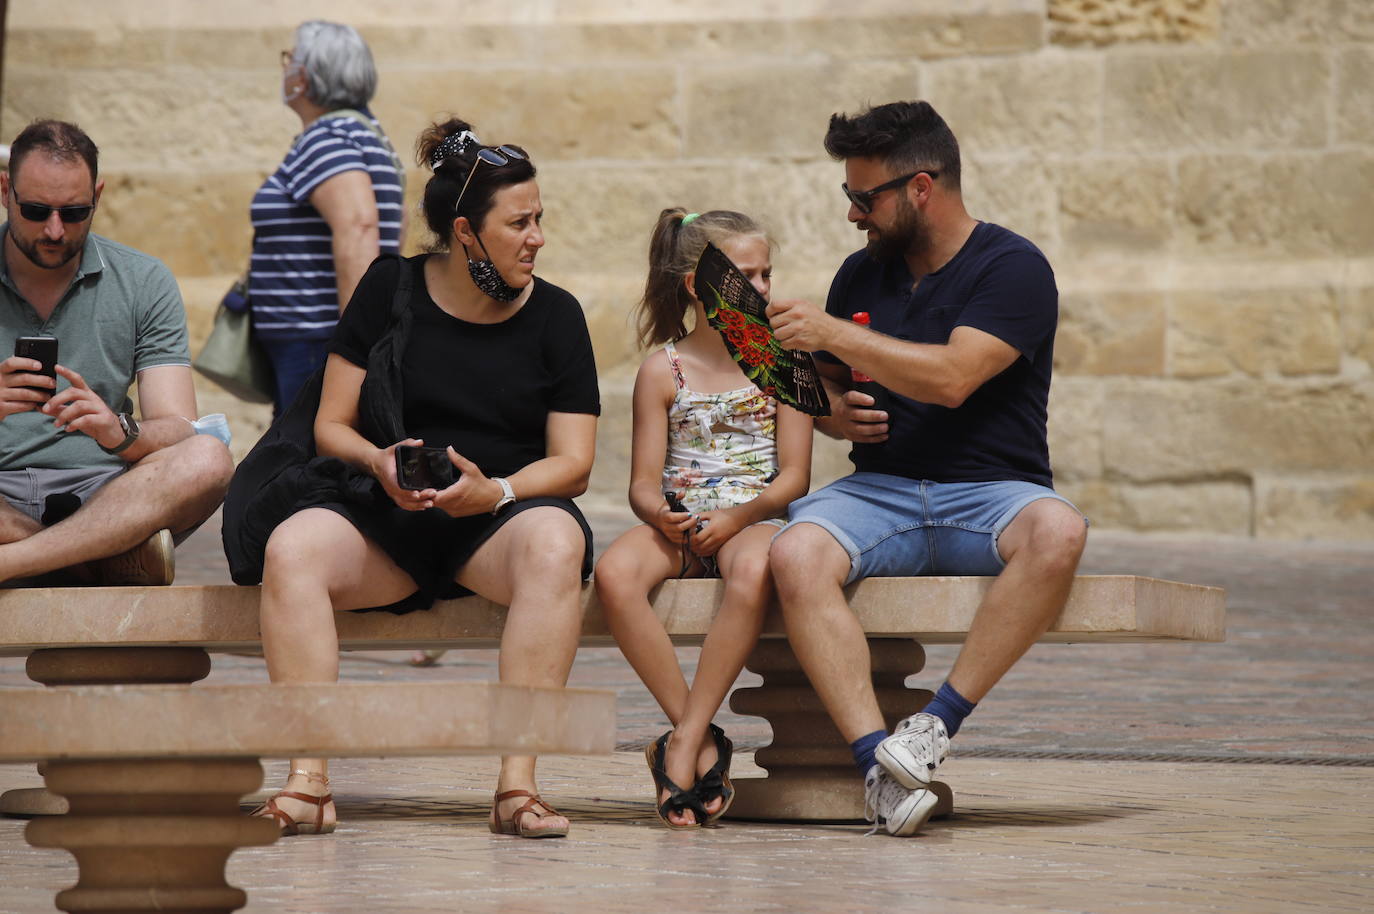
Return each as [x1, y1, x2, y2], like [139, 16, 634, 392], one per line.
[0, 681, 616, 763]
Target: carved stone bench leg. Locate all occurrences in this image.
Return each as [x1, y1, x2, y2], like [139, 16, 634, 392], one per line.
[725, 638, 954, 822]
[26, 757, 278, 914]
[1, 647, 211, 818]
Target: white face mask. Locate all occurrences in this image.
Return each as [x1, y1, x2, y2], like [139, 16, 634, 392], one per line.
[281, 64, 305, 104]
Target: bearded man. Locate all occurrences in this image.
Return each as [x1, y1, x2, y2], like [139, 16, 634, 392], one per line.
[0, 119, 231, 585]
[765, 100, 1088, 836]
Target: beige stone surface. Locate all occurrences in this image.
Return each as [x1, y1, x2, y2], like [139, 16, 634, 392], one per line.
[926, 54, 1100, 153]
[1255, 474, 1374, 540]
[1104, 50, 1328, 151]
[961, 152, 1059, 249]
[1101, 378, 1374, 481]
[1060, 479, 1253, 537]
[1338, 46, 1374, 145]
[1346, 284, 1374, 367]
[0, 681, 616, 762]
[0, 575, 1225, 658]
[6, 752, 1370, 914]
[1046, 378, 1105, 481]
[3, 0, 1372, 542]
[1055, 290, 1167, 377]
[682, 61, 918, 159]
[1059, 156, 1174, 253]
[1169, 287, 1343, 379]
[1178, 152, 1374, 258]
[1050, 0, 1219, 45]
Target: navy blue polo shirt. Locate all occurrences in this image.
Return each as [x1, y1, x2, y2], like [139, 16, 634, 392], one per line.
[818, 221, 1058, 487]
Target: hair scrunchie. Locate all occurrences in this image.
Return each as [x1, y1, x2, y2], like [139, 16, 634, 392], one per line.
[431, 129, 481, 169]
[681, 212, 700, 226]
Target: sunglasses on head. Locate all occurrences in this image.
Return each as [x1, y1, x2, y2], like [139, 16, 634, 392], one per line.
[841, 170, 938, 215]
[453, 145, 528, 215]
[10, 185, 94, 224]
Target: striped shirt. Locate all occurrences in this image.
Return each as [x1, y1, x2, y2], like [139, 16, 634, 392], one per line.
[249, 110, 403, 341]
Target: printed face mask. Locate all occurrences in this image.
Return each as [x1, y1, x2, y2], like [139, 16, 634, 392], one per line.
[466, 233, 522, 302]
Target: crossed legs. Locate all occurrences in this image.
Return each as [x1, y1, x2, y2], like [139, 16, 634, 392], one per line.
[0, 434, 233, 581]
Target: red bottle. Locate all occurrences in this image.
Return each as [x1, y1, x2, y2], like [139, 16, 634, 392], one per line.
[850, 312, 876, 384]
[849, 311, 891, 424]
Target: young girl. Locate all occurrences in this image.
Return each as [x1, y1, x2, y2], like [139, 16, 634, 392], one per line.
[596, 209, 812, 828]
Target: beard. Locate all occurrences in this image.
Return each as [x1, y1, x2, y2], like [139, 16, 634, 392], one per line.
[9, 228, 85, 271]
[864, 194, 930, 264]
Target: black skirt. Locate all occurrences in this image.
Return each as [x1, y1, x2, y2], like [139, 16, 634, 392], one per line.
[315, 490, 593, 615]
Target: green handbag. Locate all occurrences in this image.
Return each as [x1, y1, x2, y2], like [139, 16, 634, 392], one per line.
[192, 274, 275, 403]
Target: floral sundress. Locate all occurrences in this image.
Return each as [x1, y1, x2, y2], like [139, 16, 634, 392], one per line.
[662, 341, 780, 514]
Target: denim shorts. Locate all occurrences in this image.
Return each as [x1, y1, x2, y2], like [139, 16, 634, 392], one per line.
[781, 472, 1084, 584]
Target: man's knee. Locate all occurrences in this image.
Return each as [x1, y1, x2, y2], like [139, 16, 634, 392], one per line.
[177, 434, 235, 494]
[770, 523, 848, 594]
[1007, 500, 1087, 574]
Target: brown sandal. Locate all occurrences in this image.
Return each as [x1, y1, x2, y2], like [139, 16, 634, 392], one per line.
[250, 770, 335, 836]
[488, 789, 569, 839]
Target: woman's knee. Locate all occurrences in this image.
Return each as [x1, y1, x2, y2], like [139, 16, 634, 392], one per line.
[511, 509, 585, 573]
[262, 511, 346, 580]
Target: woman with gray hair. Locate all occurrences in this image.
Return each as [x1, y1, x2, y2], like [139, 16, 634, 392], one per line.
[249, 20, 404, 414]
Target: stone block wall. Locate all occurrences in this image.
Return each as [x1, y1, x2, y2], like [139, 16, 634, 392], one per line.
[3, 0, 1370, 540]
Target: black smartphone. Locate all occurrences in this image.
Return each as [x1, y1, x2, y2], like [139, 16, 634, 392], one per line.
[664, 490, 687, 513]
[14, 336, 58, 396]
[395, 445, 457, 491]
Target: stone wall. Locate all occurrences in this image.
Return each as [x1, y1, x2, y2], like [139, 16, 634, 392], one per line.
[3, 0, 1370, 540]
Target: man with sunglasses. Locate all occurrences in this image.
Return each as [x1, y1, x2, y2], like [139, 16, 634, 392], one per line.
[765, 101, 1087, 836]
[0, 119, 233, 586]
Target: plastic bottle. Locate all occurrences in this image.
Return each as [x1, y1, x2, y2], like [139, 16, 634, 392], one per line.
[849, 312, 890, 420]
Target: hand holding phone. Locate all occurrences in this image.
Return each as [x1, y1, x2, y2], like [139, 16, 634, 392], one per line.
[395, 444, 458, 491]
[13, 336, 58, 396]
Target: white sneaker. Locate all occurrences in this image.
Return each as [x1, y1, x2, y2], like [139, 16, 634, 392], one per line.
[863, 765, 938, 837]
[875, 712, 950, 789]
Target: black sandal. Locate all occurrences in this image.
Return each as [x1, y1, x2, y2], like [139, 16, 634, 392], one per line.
[645, 730, 710, 829]
[691, 723, 735, 825]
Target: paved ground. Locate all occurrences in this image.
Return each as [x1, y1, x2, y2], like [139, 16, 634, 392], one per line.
[2, 507, 1372, 912]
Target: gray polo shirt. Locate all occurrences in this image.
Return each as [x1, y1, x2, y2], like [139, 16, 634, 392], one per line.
[0, 227, 189, 470]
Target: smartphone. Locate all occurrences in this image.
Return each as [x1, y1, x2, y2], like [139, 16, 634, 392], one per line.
[14, 336, 58, 396]
[395, 445, 457, 491]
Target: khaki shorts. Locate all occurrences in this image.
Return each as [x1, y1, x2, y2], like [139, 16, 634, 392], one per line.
[0, 465, 127, 526]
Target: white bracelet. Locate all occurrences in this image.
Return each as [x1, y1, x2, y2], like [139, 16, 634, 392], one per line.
[492, 477, 516, 514]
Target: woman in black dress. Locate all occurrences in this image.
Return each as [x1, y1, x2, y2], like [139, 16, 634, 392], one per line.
[246, 117, 599, 839]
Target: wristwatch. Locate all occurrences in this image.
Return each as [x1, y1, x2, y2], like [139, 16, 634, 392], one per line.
[100, 412, 141, 456]
[491, 477, 516, 514]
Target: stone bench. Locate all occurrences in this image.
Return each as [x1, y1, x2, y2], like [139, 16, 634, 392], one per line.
[0, 680, 615, 914]
[0, 575, 1225, 824]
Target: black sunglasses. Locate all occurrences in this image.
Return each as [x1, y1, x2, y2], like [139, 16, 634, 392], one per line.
[453, 145, 529, 215]
[841, 170, 938, 215]
[10, 186, 95, 224]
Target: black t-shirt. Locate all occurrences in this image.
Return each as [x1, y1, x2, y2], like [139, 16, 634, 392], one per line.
[330, 255, 601, 479]
[819, 222, 1058, 487]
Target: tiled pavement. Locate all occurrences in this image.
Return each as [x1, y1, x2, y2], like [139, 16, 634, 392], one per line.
[2, 507, 1372, 912]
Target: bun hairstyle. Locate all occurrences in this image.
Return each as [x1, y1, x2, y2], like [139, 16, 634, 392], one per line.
[636, 208, 770, 348]
[414, 117, 536, 250]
